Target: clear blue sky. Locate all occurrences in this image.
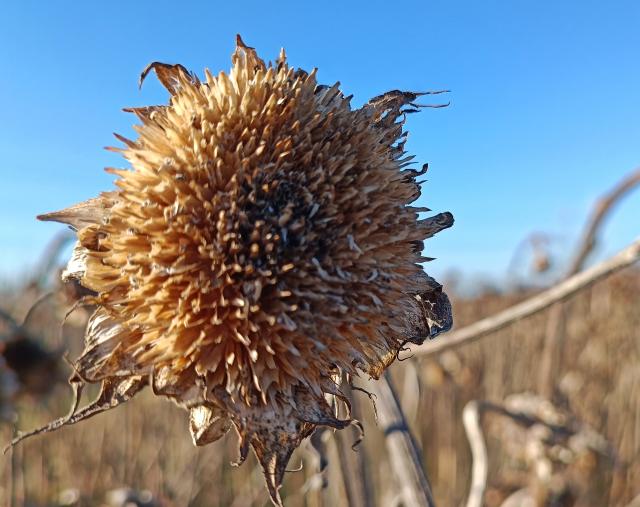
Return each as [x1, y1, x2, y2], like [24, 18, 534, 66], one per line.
[1, 1, 639, 286]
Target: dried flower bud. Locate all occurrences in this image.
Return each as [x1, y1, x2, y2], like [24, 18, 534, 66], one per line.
[17, 36, 453, 505]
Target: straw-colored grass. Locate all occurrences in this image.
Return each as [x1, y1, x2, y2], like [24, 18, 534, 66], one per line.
[1, 268, 638, 506]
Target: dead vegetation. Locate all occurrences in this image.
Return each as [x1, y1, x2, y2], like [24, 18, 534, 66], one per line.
[1, 36, 638, 506]
[1, 263, 638, 506]
[1, 166, 639, 507]
[23, 38, 454, 506]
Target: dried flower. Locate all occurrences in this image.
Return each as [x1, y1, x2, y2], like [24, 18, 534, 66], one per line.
[16, 36, 453, 505]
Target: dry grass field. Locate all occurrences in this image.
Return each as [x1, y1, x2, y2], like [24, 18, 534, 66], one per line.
[1, 262, 638, 506]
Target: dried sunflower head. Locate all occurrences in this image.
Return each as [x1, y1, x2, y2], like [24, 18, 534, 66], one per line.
[18, 36, 453, 505]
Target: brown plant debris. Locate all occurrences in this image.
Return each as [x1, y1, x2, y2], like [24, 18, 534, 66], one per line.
[16, 35, 453, 505]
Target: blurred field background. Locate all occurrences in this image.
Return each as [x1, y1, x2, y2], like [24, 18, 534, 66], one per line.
[2, 1, 640, 506]
[0, 218, 638, 506]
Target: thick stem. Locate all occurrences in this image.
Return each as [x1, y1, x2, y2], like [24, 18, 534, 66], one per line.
[369, 372, 436, 507]
[335, 384, 374, 507]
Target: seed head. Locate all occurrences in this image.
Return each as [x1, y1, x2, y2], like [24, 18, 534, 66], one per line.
[19, 36, 453, 505]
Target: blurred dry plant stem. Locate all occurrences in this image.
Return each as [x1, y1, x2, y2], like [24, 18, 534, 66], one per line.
[538, 167, 640, 397]
[368, 373, 437, 507]
[415, 235, 640, 356]
[462, 396, 613, 507]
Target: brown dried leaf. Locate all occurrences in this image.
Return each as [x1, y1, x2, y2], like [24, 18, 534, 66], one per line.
[249, 422, 312, 507]
[75, 309, 126, 380]
[213, 386, 351, 506]
[152, 364, 206, 407]
[6, 376, 146, 450]
[139, 62, 196, 94]
[189, 405, 231, 446]
[405, 272, 453, 344]
[37, 193, 117, 230]
[419, 211, 455, 239]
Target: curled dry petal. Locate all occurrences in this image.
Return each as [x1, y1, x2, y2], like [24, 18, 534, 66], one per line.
[17, 36, 453, 505]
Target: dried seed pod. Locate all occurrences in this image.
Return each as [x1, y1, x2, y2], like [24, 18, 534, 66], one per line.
[18, 36, 453, 505]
